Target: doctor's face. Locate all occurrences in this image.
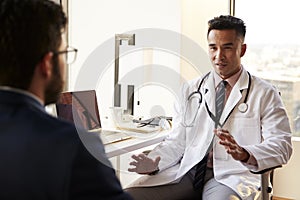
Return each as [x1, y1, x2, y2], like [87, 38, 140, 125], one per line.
[207, 29, 246, 79]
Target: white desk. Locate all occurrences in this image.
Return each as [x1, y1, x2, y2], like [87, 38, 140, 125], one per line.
[104, 131, 169, 158]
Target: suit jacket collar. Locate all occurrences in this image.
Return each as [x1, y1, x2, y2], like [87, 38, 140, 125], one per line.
[0, 90, 46, 113]
[203, 68, 250, 127]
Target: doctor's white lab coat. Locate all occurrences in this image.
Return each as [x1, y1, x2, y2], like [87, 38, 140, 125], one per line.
[128, 69, 292, 200]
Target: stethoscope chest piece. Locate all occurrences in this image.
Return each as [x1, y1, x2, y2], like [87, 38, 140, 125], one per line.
[238, 103, 248, 113]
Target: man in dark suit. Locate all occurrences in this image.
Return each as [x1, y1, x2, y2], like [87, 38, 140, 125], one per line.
[0, 0, 132, 199]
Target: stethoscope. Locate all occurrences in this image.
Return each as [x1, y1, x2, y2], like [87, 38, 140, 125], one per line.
[183, 71, 251, 127]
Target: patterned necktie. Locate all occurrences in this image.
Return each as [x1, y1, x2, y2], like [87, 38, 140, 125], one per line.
[193, 154, 209, 190]
[193, 80, 227, 191]
[215, 80, 227, 128]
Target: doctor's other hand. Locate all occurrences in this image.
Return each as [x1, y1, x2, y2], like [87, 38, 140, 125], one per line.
[214, 129, 250, 162]
[128, 153, 161, 175]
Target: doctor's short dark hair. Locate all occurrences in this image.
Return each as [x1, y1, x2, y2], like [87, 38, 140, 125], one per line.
[207, 15, 246, 40]
[0, 0, 67, 89]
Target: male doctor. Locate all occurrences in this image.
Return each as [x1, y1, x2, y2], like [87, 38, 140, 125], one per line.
[125, 15, 293, 199]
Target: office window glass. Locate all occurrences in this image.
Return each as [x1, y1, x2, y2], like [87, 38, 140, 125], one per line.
[235, 0, 300, 137]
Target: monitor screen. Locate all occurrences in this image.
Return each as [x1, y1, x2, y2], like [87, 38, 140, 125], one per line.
[56, 90, 101, 130]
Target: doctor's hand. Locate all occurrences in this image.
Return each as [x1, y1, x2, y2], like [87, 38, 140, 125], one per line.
[214, 129, 250, 162]
[128, 153, 161, 175]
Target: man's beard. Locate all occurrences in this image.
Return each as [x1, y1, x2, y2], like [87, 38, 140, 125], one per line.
[44, 56, 64, 105]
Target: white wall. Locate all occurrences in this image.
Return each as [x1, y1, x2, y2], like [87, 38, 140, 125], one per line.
[68, 0, 182, 126]
[273, 139, 300, 199]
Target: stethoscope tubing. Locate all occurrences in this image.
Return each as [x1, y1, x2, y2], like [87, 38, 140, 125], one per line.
[183, 71, 251, 127]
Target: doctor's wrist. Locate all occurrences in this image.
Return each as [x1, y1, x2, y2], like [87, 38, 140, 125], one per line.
[240, 148, 250, 162]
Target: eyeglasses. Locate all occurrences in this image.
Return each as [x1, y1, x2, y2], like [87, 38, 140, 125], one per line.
[54, 46, 78, 64]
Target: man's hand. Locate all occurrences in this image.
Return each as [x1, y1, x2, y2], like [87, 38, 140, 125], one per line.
[214, 129, 250, 162]
[128, 153, 161, 175]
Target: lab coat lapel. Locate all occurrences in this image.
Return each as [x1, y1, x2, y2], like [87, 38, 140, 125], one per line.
[220, 70, 249, 125]
[203, 73, 216, 116]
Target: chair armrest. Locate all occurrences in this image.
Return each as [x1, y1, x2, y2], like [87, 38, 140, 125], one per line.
[250, 165, 282, 174]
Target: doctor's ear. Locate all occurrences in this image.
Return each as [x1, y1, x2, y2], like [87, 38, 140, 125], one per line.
[240, 44, 247, 57]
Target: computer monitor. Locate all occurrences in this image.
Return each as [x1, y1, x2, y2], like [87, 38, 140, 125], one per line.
[56, 90, 101, 131]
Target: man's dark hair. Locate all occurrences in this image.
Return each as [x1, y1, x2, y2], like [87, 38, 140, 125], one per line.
[207, 15, 246, 40]
[0, 0, 67, 89]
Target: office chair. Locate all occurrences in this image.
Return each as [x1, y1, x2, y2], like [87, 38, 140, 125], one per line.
[251, 165, 281, 200]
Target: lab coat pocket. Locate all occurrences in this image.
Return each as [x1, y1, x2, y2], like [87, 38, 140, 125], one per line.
[229, 117, 261, 145]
